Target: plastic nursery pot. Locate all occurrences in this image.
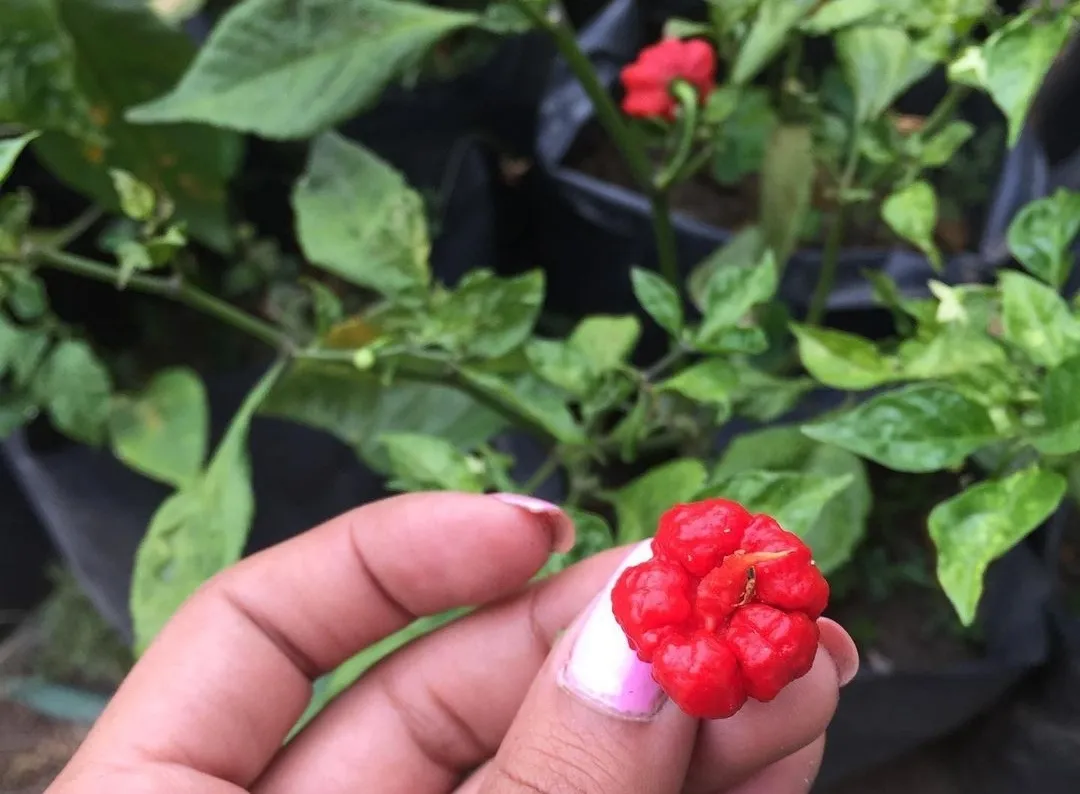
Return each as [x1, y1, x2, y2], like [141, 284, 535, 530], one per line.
[3, 362, 561, 643]
[813, 542, 1052, 788]
[979, 37, 1080, 296]
[0, 457, 54, 635]
[524, 0, 1006, 332]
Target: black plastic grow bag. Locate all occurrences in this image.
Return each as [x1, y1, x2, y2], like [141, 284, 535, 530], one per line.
[3, 363, 557, 642]
[528, 0, 1005, 328]
[815, 543, 1052, 788]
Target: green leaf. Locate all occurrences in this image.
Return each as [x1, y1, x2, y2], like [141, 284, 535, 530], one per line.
[434, 270, 545, 359]
[929, 467, 1065, 625]
[109, 368, 208, 488]
[525, 339, 593, 396]
[836, 26, 933, 123]
[0, 1, 99, 140]
[126, 0, 478, 138]
[696, 250, 778, 343]
[30, 0, 241, 250]
[33, 339, 112, 446]
[130, 360, 285, 653]
[293, 132, 429, 296]
[731, 0, 817, 85]
[610, 459, 708, 544]
[688, 226, 765, 310]
[801, 0, 880, 34]
[0, 133, 40, 186]
[791, 324, 897, 390]
[1007, 189, 1080, 289]
[149, 0, 205, 25]
[760, 125, 814, 269]
[882, 180, 942, 270]
[457, 369, 585, 445]
[259, 361, 507, 471]
[918, 121, 974, 168]
[729, 365, 814, 423]
[702, 469, 854, 554]
[710, 89, 777, 185]
[982, 12, 1073, 147]
[658, 359, 738, 411]
[0, 392, 40, 439]
[1000, 270, 1080, 367]
[803, 385, 1000, 473]
[1033, 355, 1080, 456]
[109, 169, 156, 221]
[381, 433, 484, 492]
[568, 315, 640, 372]
[540, 507, 614, 573]
[898, 326, 1007, 380]
[714, 427, 870, 573]
[630, 268, 682, 336]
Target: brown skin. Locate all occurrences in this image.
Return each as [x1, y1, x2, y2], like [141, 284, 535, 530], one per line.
[47, 492, 857, 794]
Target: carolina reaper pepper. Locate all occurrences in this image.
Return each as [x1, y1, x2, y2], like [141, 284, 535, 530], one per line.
[610, 499, 829, 719]
[619, 38, 716, 120]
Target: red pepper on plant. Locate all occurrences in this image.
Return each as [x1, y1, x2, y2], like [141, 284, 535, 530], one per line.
[619, 38, 716, 120]
[611, 499, 829, 719]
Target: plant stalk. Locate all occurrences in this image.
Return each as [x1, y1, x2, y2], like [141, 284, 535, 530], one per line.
[514, 0, 681, 286]
[32, 248, 288, 351]
[25, 248, 559, 443]
[806, 142, 860, 326]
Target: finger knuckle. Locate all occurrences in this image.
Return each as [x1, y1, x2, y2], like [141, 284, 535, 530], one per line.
[486, 728, 624, 794]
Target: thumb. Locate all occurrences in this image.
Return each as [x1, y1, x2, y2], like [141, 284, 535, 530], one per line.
[476, 541, 697, 794]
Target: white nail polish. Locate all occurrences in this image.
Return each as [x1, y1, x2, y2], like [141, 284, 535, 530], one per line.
[490, 493, 576, 553]
[557, 541, 666, 720]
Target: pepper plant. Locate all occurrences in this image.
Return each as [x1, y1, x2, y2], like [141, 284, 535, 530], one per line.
[0, 0, 1077, 723]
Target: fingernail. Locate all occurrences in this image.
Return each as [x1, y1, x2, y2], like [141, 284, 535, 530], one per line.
[557, 541, 666, 720]
[817, 618, 859, 687]
[490, 493, 576, 553]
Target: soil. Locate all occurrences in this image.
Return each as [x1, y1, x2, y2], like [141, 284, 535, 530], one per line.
[824, 468, 982, 672]
[567, 123, 973, 253]
[0, 700, 86, 794]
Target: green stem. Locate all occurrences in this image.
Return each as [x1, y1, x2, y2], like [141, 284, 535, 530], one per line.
[522, 452, 562, 495]
[920, 85, 969, 140]
[654, 83, 700, 191]
[806, 206, 845, 326]
[25, 248, 559, 443]
[33, 248, 288, 350]
[651, 192, 680, 287]
[806, 142, 860, 326]
[514, 0, 681, 287]
[515, 0, 650, 186]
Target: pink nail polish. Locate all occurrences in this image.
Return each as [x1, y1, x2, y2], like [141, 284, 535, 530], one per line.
[490, 493, 576, 553]
[557, 541, 667, 720]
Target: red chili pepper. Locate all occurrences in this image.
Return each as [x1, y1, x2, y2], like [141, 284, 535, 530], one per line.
[620, 38, 716, 121]
[611, 500, 829, 719]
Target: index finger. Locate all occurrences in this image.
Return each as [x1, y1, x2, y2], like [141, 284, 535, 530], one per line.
[56, 492, 574, 789]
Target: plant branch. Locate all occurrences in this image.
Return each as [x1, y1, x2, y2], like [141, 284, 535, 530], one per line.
[807, 141, 860, 326]
[522, 452, 562, 494]
[24, 248, 561, 444]
[31, 248, 289, 350]
[921, 85, 970, 140]
[514, 0, 681, 288]
[655, 83, 700, 191]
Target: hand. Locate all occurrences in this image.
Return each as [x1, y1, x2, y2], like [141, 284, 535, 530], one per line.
[47, 492, 858, 794]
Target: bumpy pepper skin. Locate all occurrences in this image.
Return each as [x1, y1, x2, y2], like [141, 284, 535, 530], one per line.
[611, 500, 829, 719]
[620, 38, 717, 121]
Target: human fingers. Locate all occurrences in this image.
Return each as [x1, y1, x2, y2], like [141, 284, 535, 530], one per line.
[52, 492, 574, 791]
[478, 541, 698, 794]
[683, 619, 856, 793]
[255, 547, 627, 794]
[720, 734, 826, 794]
